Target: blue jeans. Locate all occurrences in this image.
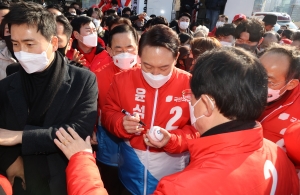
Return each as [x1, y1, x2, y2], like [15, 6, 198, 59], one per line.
[206, 9, 220, 31]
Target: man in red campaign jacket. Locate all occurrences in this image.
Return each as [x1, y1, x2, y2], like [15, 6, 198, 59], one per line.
[66, 16, 112, 73]
[102, 25, 198, 195]
[153, 47, 299, 195]
[55, 46, 299, 195]
[94, 24, 140, 195]
[258, 45, 300, 166]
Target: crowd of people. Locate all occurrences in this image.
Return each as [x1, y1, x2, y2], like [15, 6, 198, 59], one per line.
[0, 0, 300, 195]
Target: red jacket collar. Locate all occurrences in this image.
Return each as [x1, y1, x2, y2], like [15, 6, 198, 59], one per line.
[188, 122, 263, 162]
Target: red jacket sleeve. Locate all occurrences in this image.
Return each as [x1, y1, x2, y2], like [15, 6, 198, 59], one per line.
[284, 121, 300, 166]
[101, 76, 135, 139]
[98, 0, 105, 8]
[0, 174, 12, 195]
[163, 125, 200, 154]
[66, 152, 108, 195]
[118, 0, 131, 7]
[101, 4, 112, 12]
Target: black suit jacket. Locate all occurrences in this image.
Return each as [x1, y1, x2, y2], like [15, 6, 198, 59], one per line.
[0, 62, 98, 195]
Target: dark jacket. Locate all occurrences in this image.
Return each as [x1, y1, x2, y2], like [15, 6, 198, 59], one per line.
[205, 0, 227, 10]
[0, 60, 98, 195]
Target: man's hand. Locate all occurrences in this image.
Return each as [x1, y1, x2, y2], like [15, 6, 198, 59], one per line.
[138, 13, 147, 20]
[91, 131, 98, 145]
[6, 156, 26, 190]
[72, 49, 86, 65]
[143, 128, 171, 148]
[54, 127, 92, 160]
[122, 113, 144, 134]
[0, 129, 22, 146]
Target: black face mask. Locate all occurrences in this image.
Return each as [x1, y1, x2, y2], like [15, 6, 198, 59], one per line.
[235, 43, 258, 53]
[57, 44, 68, 57]
[3, 35, 13, 54]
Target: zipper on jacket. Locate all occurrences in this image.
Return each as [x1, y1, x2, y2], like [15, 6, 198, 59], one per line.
[260, 101, 294, 123]
[143, 89, 159, 195]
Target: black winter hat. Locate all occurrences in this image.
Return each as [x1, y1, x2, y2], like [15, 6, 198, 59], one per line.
[263, 15, 277, 25]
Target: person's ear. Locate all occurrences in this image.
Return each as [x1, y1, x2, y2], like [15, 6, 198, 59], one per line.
[286, 79, 299, 91]
[73, 31, 80, 40]
[51, 36, 59, 51]
[200, 94, 215, 117]
[67, 38, 73, 51]
[107, 46, 113, 57]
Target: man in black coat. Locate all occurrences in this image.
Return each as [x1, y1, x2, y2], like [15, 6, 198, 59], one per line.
[0, 2, 98, 195]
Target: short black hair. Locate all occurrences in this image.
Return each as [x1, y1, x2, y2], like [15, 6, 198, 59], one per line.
[106, 8, 116, 16]
[122, 7, 131, 15]
[169, 19, 178, 28]
[4, 1, 56, 41]
[56, 15, 72, 39]
[150, 16, 168, 27]
[70, 2, 79, 7]
[70, 15, 92, 33]
[178, 32, 193, 45]
[64, 12, 78, 22]
[139, 24, 180, 58]
[292, 31, 300, 41]
[46, 4, 64, 13]
[215, 23, 236, 38]
[191, 47, 268, 120]
[68, 6, 76, 11]
[262, 44, 300, 80]
[178, 12, 191, 20]
[0, 2, 9, 10]
[235, 18, 265, 42]
[282, 29, 294, 39]
[108, 24, 138, 47]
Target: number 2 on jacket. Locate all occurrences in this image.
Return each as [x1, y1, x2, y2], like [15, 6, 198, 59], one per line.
[264, 160, 278, 195]
[165, 106, 182, 130]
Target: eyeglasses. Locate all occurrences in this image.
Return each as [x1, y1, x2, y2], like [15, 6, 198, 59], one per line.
[182, 89, 192, 102]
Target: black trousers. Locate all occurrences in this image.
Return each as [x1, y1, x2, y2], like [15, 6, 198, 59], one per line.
[96, 160, 132, 195]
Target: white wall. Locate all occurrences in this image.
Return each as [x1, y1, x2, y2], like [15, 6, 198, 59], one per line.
[147, 0, 175, 22]
[224, 0, 256, 22]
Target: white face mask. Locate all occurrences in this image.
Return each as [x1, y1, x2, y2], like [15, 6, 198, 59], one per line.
[142, 70, 172, 89]
[267, 82, 290, 103]
[189, 95, 214, 128]
[113, 52, 137, 70]
[93, 18, 101, 28]
[220, 41, 233, 47]
[14, 42, 52, 74]
[81, 33, 98, 47]
[179, 21, 189, 30]
[216, 21, 225, 28]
